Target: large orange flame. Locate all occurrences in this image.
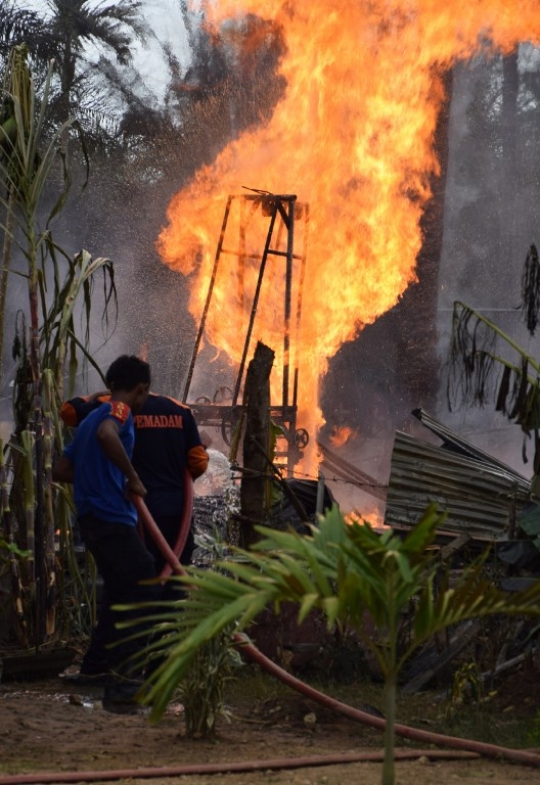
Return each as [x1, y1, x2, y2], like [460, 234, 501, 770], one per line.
[157, 1, 540, 470]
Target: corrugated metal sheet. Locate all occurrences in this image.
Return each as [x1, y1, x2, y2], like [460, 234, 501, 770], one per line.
[385, 430, 531, 541]
[411, 408, 528, 480]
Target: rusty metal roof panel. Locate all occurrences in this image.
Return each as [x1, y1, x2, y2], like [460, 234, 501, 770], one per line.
[411, 408, 528, 481]
[385, 430, 531, 540]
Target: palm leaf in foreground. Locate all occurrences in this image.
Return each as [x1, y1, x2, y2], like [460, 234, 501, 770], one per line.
[138, 503, 540, 785]
[141, 504, 440, 715]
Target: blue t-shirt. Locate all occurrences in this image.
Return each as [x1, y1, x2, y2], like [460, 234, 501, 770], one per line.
[63, 401, 137, 526]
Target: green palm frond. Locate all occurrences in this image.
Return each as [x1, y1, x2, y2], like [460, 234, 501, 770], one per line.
[122, 502, 540, 783]
[136, 503, 540, 718]
[135, 505, 443, 717]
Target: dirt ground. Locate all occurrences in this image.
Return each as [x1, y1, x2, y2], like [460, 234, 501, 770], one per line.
[3, 664, 540, 785]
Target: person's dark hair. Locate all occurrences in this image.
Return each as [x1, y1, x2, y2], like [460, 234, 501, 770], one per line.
[105, 355, 151, 392]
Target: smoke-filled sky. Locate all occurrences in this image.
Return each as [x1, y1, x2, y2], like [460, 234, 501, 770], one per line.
[119, 0, 192, 102]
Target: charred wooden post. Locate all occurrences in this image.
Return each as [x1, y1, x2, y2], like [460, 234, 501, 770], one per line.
[240, 341, 275, 548]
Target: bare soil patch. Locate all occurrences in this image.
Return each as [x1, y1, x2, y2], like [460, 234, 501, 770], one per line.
[2, 663, 540, 785]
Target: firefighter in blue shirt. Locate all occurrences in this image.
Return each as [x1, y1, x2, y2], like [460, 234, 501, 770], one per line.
[59, 374, 209, 692]
[53, 355, 159, 713]
[61, 391, 209, 570]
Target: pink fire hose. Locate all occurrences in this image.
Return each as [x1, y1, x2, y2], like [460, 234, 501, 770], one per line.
[133, 468, 193, 579]
[0, 498, 538, 785]
[132, 493, 540, 770]
[158, 468, 194, 579]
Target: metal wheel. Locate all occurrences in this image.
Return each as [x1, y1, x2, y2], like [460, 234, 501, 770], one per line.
[213, 386, 233, 403]
[293, 428, 309, 449]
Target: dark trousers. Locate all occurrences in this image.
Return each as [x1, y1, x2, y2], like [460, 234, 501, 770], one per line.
[79, 514, 161, 679]
[143, 514, 195, 574]
[141, 514, 194, 676]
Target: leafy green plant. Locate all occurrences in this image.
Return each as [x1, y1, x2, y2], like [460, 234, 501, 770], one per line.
[139, 525, 243, 738]
[181, 633, 243, 738]
[139, 503, 540, 785]
[449, 662, 483, 709]
[0, 45, 117, 645]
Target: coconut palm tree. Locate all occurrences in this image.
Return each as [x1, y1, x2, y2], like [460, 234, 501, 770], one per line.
[0, 1, 146, 130]
[44, 0, 145, 123]
[0, 2, 55, 63]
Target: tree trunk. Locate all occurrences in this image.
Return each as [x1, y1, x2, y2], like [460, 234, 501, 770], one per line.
[240, 341, 275, 548]
[382, 672, 397, 785]
[0, 187, 15, 395]
[501, 51, 519, 293]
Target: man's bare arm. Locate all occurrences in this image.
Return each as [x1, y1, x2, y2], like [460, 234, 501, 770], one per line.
[52, 456, 74, 484]
[97, 418, 147, 497]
